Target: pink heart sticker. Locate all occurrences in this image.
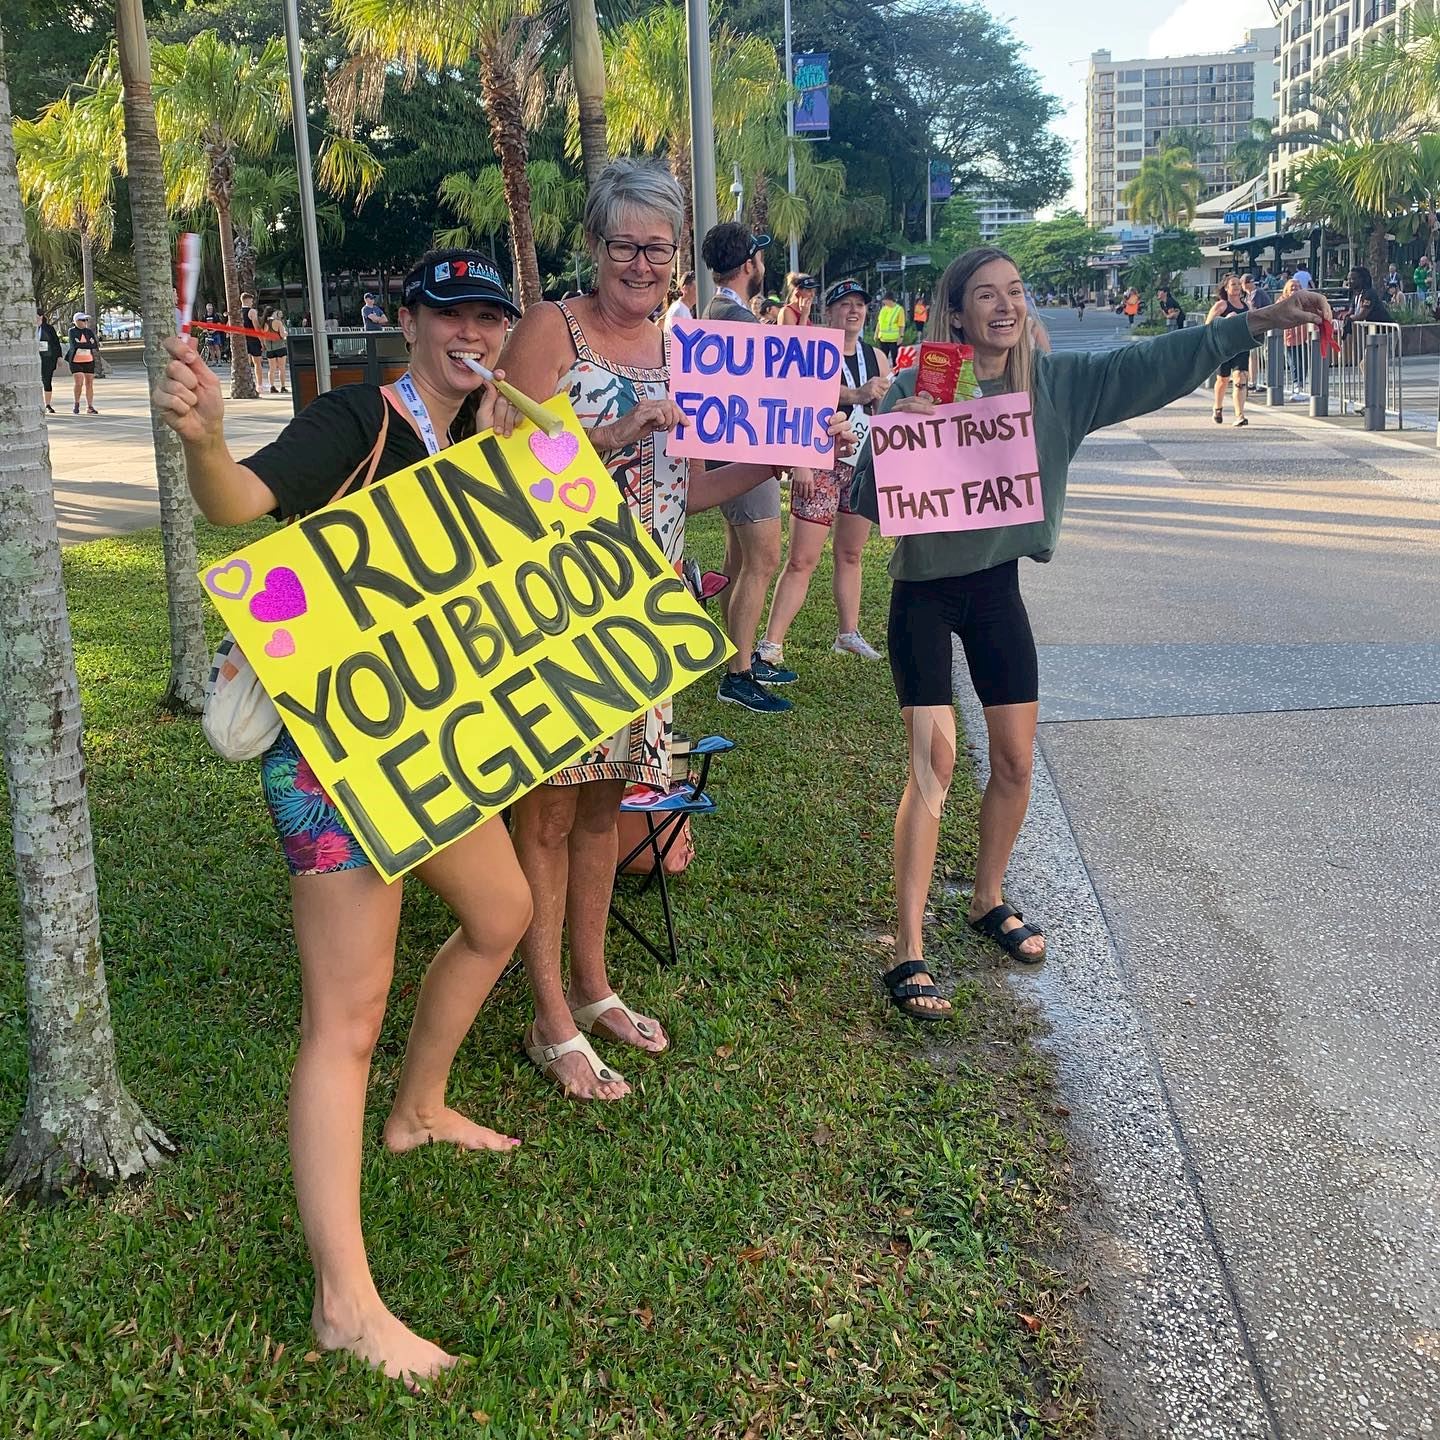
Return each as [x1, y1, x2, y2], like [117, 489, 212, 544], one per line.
[204, 558, 252, 601]
[529, 477, 555, 503]
[264, 628, 296, 659]
[559, 477, 597, 514]
[528, 430, 579, 475]
[249, 566, 307, 623]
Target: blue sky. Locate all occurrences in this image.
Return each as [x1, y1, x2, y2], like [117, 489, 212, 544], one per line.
[994, 0, 1277, 211]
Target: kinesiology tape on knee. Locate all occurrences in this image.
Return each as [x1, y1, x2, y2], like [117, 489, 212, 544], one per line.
[910, 707, 956, 819]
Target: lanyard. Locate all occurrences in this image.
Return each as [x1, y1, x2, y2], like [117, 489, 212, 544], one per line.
[715, 286, 750, 310]
[392, 372, 445, 456]
[843, 343, 869, 392]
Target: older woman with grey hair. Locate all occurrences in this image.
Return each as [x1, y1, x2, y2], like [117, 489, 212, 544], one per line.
[497, 158, 830, 1101]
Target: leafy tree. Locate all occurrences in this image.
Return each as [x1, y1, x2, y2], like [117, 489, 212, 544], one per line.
[1123, 147, 1203, 228]
[603, 4, 781, 271]
[1228, 118, 1277, 184]
[438, 159, 585, 255]
[1001, 211, 1108, 293]
[930, 193, 981, 265]
[1, 23, 175, 1205]
[14, 93, 121, 331]
[329, 0, 553, 308]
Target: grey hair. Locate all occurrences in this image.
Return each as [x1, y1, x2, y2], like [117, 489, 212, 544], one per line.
[582, 158, 686, 247]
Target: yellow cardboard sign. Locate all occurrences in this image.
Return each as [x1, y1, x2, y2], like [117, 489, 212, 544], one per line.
[200, 396, 733, 881]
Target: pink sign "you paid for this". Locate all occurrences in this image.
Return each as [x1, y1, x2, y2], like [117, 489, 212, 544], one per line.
[868, 391, 1042, 537]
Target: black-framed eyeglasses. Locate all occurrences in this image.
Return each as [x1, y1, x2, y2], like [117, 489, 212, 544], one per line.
[602, 237, 680, 264]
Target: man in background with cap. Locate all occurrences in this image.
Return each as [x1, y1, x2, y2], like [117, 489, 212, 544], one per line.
[361, 292, 389, 330]
[698, 221, 797, 715]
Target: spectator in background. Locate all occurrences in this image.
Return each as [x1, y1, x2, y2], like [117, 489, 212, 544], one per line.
[263, 310, 289, 394]
[874, 290, 905, 361]
[1157, 286, 1185, 330]
[664, 270, 696, 331]
[757, 295, 782, 323]
[37, 310, 61, 414]
[1122, 288, 1141, 325]
[1292, 262, 1312, 289]
[1281, 276, 1309, 397]
[1241, 274, 1271, 309]
[1346, 266, 1391, 331]
[360, 291, 388, 330]
[65, 311, 100, 414]
[239, 291, 265, 392]
[1414, 255, 1432, 305]
[912, 294, 929, 329]
[779, 272, 818, 326]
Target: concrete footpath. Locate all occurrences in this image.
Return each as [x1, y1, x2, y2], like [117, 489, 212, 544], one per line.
[970, 308, 1439, 1438]
[43, 355, 289, 544]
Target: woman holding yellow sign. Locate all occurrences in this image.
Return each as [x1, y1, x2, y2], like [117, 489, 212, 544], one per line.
[494, 159, 854, 1102]
[151, 249, 532, 1384]
[849, 246, 1331, 1019]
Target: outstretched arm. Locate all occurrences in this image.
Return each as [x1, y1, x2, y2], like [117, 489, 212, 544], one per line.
[1049, 289, 1332, 449]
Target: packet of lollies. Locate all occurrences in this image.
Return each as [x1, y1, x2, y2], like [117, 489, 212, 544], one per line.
[915, 341, 982, 403]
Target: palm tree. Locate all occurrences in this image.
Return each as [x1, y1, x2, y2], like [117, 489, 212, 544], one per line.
[1292, 150, 1372, 268]
[330, 0, 552, 309]
[1341, 4, 1440, 120]
[146, 33, 292, 399]
[439, 159, 586, 254]
[603, 4, 780, 270]
[1123, 146, 1203, 228]
[569, 0, 608, 184]
[1228, 118, 1278, 185]
[114, 0, 211, 714]
[1, 27, 175, 1203]
[14, 93, 121, 332]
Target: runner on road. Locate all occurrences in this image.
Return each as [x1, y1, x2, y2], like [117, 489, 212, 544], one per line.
[847, 245, 1330, 1019]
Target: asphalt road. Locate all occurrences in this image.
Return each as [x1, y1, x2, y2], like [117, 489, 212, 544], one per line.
[989, 306, 1440, 1437]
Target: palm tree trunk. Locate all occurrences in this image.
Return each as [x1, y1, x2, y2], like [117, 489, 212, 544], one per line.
[215, 197, 257, 399]
[748, 171, 770, 239]
[1368, 217, 1388, 279]
[80, 227, 97, 333]
[478, 39, 542, 309]
[671, 140, 694, 276]
[114, 0, 210, 715]
[235, 223, 257, 303]
[1, 28, 174, 1204]
[570, 0, 608, 186]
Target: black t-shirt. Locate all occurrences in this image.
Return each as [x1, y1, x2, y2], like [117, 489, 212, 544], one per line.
[66, 326, 99, 361]
[243, 383, 447, 520]
[1354, 287, 1391, 324]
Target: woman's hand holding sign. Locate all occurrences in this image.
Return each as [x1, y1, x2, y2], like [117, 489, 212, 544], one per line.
[596, 394, 686, 452]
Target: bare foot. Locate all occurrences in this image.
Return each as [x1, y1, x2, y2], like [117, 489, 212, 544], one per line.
[313, 1298, 458, 1386]
[527, 1022, 630, 1102]
[570, 993, 669, 1054]
[383, 1106, 520, 1154]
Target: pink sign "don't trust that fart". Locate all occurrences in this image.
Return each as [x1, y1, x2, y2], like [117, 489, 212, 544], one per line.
[868, 391, 1043, 537]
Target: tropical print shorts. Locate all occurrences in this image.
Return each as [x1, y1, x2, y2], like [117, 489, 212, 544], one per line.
[791, 461, 858, 529]
[259, 729, 369, 876]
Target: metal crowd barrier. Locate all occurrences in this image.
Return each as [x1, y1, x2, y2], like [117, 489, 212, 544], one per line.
[1260, 319, 1416, 434]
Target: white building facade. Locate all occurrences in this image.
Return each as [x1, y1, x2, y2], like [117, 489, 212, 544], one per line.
[1270, 0, 1419, 195]
[969, 194, 1035, 242]
[1086, 29, 1280, 228]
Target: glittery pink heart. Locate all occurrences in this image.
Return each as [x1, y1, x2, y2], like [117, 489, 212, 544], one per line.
[249, 566, 307, 623]
[559, 477, 596, 514]
[528, 430, 579, 474]
[529, 477, 555, 503]
[264, 628, 296, 659]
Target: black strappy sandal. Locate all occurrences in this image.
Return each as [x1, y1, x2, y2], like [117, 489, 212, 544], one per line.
[969, 904, 1046, 965]
[881, 960, 952, 1021]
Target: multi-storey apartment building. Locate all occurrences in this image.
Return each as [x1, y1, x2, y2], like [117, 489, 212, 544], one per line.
[1086, 29, 1280, 228]
[968, 193, 1035, 243]
[1270, 0, 1418, 195]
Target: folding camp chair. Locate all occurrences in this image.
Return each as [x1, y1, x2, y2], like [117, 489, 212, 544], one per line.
[609, 734, 734, 968]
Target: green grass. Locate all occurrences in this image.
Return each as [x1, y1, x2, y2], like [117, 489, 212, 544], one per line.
[0, 509, 1092, 1438]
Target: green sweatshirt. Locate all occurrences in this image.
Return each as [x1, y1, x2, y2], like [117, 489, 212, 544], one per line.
[849, 312, 1260, 581]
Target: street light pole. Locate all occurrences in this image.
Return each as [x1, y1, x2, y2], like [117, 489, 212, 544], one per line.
[783, 0, 798, 273]
[686, 0, 719, 310]
[925, 156, 932, 247]
[282, 0, 330, 393]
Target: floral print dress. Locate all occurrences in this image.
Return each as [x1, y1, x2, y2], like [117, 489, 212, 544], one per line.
[550, 298, 687, 792]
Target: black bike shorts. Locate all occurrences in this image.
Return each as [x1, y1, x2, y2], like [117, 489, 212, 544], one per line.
[1217, 354, 1250, 378]
[887, 560, 1039, 710]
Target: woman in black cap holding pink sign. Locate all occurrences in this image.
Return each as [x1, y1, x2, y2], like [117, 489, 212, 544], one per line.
[849, 245, 1331, 1019]
[151, 249, 532, 1385]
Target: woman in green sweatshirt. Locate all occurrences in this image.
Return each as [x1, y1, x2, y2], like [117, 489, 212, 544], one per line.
[850, 245, 1331, 1018]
